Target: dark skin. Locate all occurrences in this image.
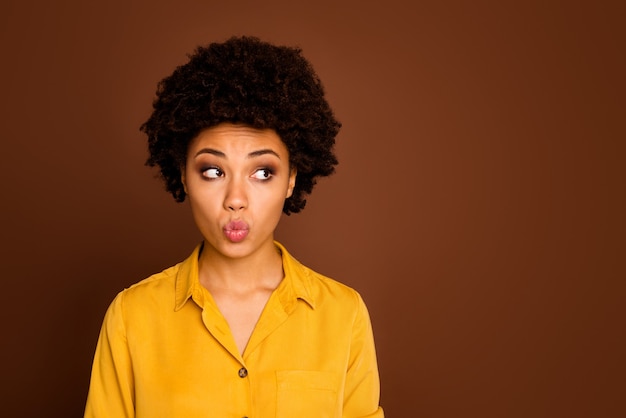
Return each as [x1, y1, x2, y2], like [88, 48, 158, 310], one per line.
[181, 123, 296, 355]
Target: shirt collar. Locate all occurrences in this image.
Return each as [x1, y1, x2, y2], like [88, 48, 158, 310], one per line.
[174, 244, 201, 311]
[174, 241, 315, 312]
[274, 241, 316, 312]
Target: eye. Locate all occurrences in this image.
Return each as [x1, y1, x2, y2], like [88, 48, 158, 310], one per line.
[251, 168, 273, 180]
[202, 167, 223, 179]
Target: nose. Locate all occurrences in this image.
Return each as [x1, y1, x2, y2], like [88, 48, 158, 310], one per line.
[224, 177, 248, 212]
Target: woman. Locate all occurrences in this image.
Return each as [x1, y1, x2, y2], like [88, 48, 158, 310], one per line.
[85, 36, 383, 418]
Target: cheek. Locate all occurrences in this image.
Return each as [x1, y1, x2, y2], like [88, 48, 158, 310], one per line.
[257, 188, 286, 208]
[253, 186, 288, 216]
[187, 190, 220, 219]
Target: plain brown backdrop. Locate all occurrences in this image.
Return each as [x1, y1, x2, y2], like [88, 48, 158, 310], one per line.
[1, 0, 624, 417]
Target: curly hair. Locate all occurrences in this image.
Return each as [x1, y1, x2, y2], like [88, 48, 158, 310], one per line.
[140, 36, 341, 214]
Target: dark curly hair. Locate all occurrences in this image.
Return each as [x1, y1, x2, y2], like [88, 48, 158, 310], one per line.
[140, 36, 340, 214]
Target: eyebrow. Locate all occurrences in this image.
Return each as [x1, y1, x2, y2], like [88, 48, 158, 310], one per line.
[194, 148, 281, 159]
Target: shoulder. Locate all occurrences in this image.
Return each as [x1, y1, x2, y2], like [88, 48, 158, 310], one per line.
[104, 261, 183, 323]
[307, 266, 361, 305]
[279, 242, 365, 315]
[123, 263, 180, 300]
[293, 262, 375, 339]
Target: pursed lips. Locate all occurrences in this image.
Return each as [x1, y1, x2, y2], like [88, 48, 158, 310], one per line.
[223, 220, 249, 243]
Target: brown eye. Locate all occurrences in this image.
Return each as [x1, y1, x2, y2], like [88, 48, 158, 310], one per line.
[251, 168, 273, 180]
[202, 167, 223, 179]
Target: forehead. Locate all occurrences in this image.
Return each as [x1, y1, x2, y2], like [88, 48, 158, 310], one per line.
[188, 123, 288, 157]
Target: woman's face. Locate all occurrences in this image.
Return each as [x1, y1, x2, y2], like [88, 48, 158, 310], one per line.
[182, 123, 296, 261]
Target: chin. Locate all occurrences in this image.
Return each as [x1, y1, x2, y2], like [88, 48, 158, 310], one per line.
[212, 240, 258, 259]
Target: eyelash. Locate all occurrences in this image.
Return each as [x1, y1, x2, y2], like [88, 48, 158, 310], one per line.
[251, 168, 275, 180]
[201, 166, 223, 179]
[200, 166, 275, 181]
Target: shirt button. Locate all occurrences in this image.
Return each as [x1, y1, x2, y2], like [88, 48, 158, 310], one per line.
[238, 367, 248, 378]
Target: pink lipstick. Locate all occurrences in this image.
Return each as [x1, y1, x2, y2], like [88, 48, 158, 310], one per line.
[223, 221, 249, 243]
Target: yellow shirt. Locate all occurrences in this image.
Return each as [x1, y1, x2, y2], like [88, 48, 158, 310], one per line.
[85, 242, 383, 417]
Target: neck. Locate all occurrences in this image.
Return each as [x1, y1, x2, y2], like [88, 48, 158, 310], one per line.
[198, 241, 284, 292]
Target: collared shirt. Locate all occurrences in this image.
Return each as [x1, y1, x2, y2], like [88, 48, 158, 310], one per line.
[84, 242, 383, 417]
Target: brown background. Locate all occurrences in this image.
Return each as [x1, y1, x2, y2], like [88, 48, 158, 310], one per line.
[1, 0, 624, 417]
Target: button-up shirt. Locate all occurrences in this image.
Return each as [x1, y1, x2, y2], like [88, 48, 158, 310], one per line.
[84, 242, 383, 417]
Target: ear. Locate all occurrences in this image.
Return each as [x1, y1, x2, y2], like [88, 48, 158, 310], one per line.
[181, 166, 188, 194]
[286, 168, 297, 198]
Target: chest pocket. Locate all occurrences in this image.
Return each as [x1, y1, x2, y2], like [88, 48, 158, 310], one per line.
[276, 370, 341, 417]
